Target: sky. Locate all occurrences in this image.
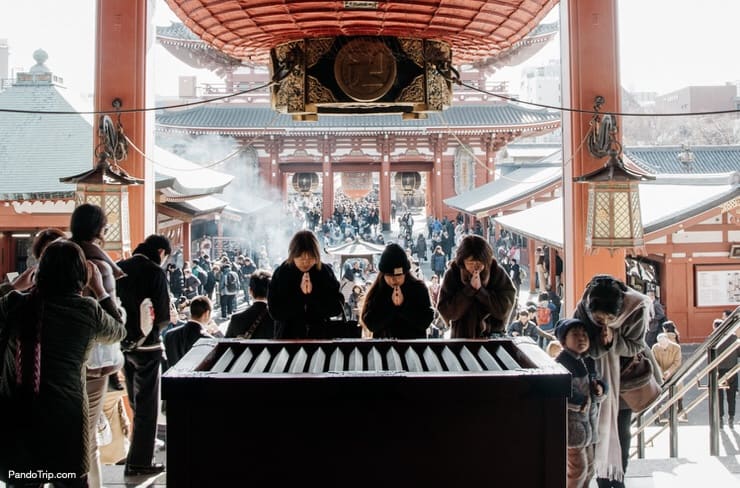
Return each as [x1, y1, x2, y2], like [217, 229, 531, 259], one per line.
[1, 0, 740, 99]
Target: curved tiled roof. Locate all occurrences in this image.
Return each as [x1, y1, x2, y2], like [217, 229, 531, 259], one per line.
[164, 0, 558, 64]
[625, 146, 740, 175]
[0, 83, 93, 200]
[156, 20, 559, 70]
[157, 22, 200, 41]
[155, 103, 561, 134]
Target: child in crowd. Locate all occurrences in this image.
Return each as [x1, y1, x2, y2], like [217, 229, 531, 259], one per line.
[555, 318, 607, 488]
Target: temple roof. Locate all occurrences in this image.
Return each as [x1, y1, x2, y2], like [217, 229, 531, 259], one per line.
[153, 146, 234, 199]
[156, 19, 558, 72]
[624, 145, 740, 175]
[444, 151, 561, 215]
[156, 103, 561, 135]
[448, 147, 740, 218]
[164, 0, 558, 64]
[0, 66, 92, 200]
[0, 53, 233, 202]
[492, 176, 740, 248]
[157, 22, 245, 72]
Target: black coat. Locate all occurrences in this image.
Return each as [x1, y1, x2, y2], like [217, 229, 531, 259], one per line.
[164, 320, 211, 368]
[226, 301, 274, 339]
[267, 262, 344, 339]
[116, 254, 172, 348]
[361, 276, 434, 339]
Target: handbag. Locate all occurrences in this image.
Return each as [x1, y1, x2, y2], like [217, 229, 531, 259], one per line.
[620, 351, 661, 413]
[324, 303, 361, 339]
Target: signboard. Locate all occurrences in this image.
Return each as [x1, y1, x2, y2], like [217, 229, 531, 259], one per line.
[696, 265, 740, 306]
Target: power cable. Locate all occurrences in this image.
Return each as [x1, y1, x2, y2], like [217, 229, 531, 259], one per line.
[0, 81, 275, 115]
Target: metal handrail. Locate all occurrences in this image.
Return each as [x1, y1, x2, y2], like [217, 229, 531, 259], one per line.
[630, 306, 740, 458]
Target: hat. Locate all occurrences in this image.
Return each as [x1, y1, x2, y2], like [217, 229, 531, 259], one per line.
[378, 243, 410, 276]
[555, 318, 587, 343]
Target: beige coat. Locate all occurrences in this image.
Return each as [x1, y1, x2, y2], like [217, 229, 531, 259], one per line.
[651, 341, 682, 380]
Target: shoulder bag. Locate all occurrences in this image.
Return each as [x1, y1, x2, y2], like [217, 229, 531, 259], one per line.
[238, 308, 269, 340]
[620, 351, 661, 413]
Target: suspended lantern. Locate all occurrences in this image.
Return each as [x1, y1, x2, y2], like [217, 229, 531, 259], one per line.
[60, 113, 143, 256]
[394, 172, 421, 195]
[575, 97, 654, 256]
[292, 172, 319, 195]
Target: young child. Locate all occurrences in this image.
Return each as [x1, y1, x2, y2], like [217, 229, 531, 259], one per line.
[555, 318, 607, 488]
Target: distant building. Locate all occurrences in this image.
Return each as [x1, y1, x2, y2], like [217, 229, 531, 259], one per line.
[630, 91, 658, 110]
[655, 85, 737, 114]
[0, 39, 9, 91]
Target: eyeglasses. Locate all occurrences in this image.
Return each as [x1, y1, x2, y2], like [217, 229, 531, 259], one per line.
[102, 225, 110, 236]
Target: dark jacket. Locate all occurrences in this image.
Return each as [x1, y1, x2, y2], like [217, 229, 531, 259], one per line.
[164, 320, 211, 367]
[431, 252, 446, 274]
[226, 301, 274, 339]
[267, 262, 344, 339]
[645, 300, 667, 348]
[437, 260, 517, 338]
[361, 276, 434, 339]
[0, 291, 125, 478]
[116, 254, 171, 350]
[556, 349, 607, 448]
[508, 319, 539, 341]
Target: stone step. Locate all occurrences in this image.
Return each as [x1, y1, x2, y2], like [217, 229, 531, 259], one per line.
[618, 455, 740, 487]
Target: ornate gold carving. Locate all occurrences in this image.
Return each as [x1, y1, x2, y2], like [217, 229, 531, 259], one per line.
[396, 75, 424, 103]
[306, 38, 334, 67]
[307, 76, 337, 104]
[424, 40, 452, 111]
[272, 40, 306, 113]
[334, 38, 396, 102]
[399, 38, 424, 67]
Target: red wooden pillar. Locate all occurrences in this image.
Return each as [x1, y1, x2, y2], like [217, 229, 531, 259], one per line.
[562, 0, 626, 313]
[95, 0, 149, 246]
[379, 158, 391, 231]
[322, 158, 333, 222]
[182, 221, 191, 264]
[528, 242, 537, 294]
[548, 246, 557, 291]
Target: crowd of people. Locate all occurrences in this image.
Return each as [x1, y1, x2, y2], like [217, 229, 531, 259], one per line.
[0, 201, 736, 487]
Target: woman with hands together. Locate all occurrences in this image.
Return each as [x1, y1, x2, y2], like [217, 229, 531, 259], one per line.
[437, 235, 516, 338]
[267, 230, 344, 339]
[360, 243, 433, 339]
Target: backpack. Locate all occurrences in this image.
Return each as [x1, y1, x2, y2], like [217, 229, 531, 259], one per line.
[536, 304, 552, 326]
[226, 271, 239, 293]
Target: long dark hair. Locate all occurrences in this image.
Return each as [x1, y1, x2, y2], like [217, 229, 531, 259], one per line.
[15, 240, 87, 396]
[35, 239, 87, 297]
[585, 274, 627, 316]
[359, 270, 422, 328]
[454, 235, 493, 267]
[70, 203, 107, 245]
[286, 230, 322, 270]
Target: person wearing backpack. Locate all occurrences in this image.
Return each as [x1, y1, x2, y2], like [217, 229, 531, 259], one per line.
[219, 262, 240, 319]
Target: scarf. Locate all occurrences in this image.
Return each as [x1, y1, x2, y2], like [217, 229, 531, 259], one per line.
[582, 289, 646, 482]
[594, 350, 622, 481]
